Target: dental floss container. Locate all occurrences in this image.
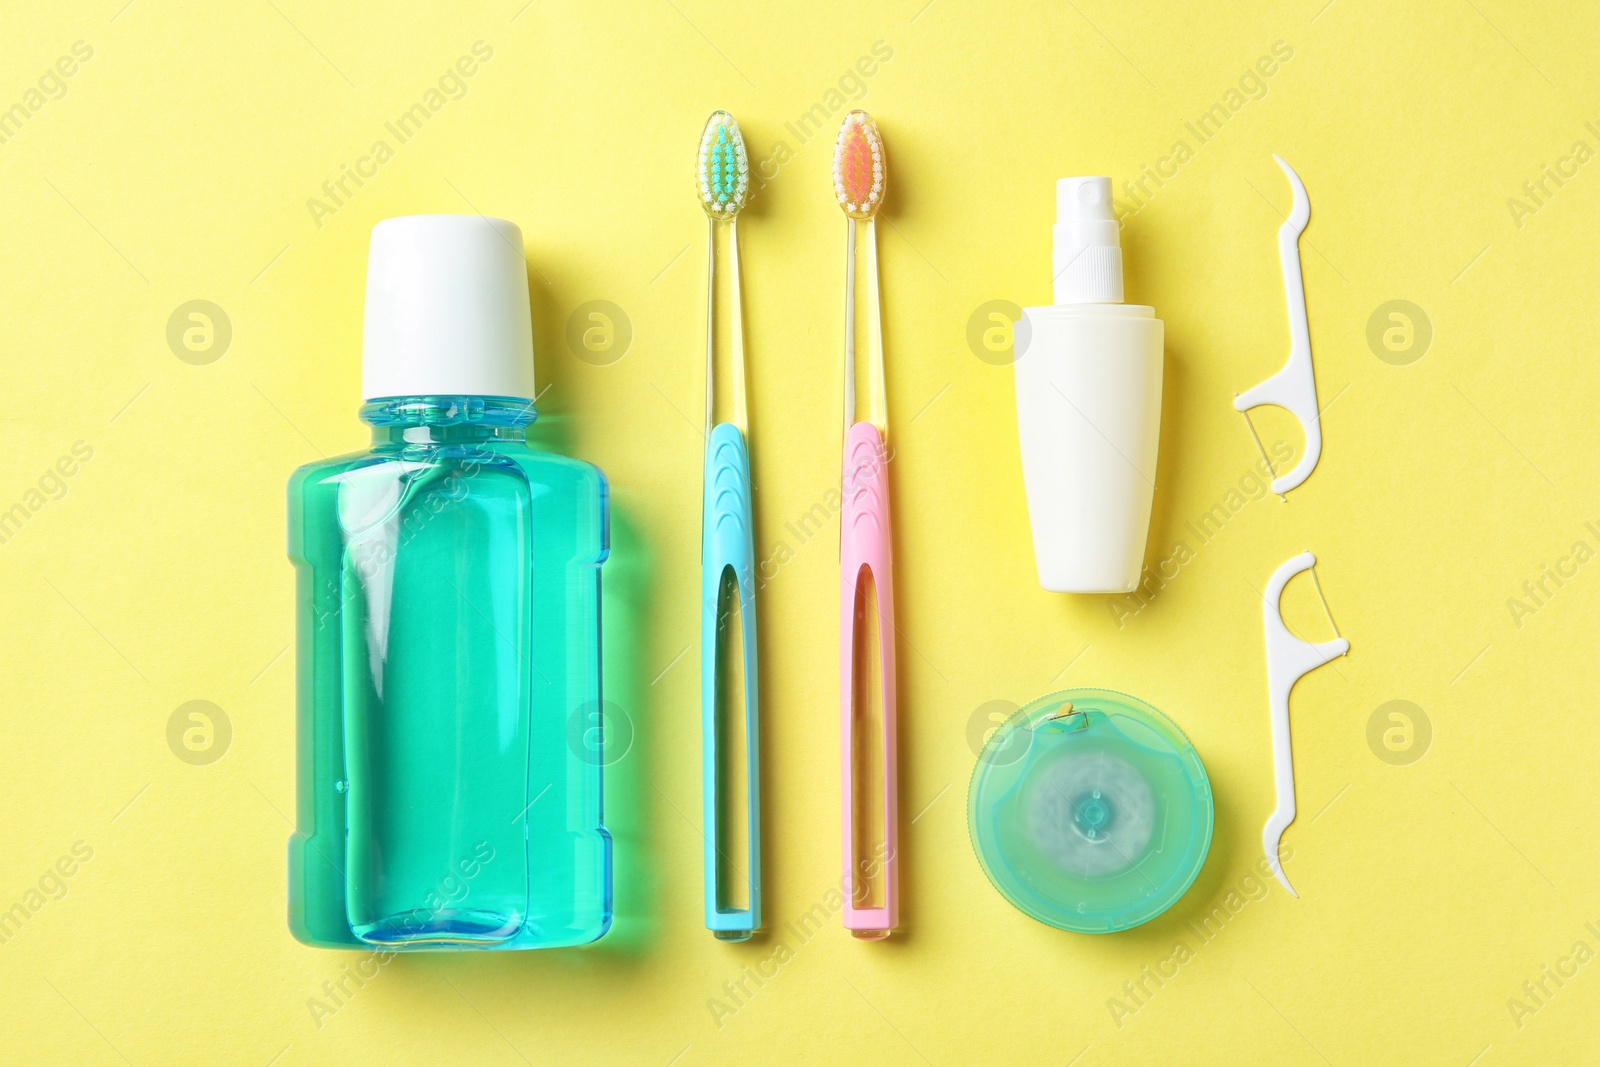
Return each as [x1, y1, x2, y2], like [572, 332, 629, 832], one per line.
[968, 689, 1212, 933]
[1015, 178, 1164, 593]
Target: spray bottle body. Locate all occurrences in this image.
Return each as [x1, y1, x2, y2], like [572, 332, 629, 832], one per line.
[1016, 306, 1163, 592]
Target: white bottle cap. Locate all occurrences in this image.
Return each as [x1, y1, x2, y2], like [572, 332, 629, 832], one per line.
[1052, 177, 1123, 305]
[361, 214, 536, 401]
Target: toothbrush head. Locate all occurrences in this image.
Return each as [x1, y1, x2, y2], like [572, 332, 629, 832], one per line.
[698, 111, 750, 221]
[833, 110, 885, 220]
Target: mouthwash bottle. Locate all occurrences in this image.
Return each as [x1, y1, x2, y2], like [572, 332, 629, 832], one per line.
[288, 215, 611, 950]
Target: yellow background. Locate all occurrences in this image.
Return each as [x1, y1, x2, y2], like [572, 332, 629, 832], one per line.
[2, 0, 1596, 1063]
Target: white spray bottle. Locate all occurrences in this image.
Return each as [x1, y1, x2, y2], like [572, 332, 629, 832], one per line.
[1015, 177, 1163, 593]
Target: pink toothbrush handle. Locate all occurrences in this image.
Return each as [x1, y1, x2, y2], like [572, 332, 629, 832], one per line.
[840, 419, 898, 936]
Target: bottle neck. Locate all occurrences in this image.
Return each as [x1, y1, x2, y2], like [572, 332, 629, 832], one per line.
[361, 395, 536, 445]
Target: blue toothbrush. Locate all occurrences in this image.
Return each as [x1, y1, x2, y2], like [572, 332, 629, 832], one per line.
[697, 110, 760, 941]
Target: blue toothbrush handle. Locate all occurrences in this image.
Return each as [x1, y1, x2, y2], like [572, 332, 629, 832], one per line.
[701, 421, 761, 937]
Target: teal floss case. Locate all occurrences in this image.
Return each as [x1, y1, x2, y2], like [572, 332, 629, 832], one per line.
[288, 215, 612, 950]
[969, 688, 1212, 933]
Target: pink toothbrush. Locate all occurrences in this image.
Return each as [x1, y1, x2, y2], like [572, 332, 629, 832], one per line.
[834, 110, 897, 940]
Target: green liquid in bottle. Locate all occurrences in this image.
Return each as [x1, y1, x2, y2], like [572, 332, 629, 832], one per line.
[289, 395, 611, 950]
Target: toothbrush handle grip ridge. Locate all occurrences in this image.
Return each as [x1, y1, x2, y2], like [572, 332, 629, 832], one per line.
[839, 420, 898, 934]
[701, 422, 761, 936]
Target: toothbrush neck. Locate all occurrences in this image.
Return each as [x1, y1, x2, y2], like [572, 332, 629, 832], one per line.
[361, 394, 535, 446]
